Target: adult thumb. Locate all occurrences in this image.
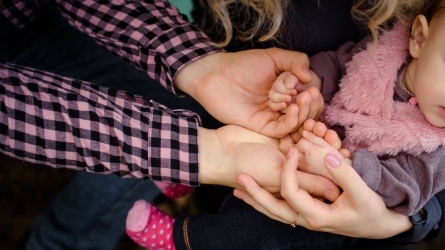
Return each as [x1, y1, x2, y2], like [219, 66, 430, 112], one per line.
[324, 153, 369, 198]
[265, 48, 312, 83]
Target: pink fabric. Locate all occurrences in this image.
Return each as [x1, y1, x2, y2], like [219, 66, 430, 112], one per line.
[0, 63, 201, 184]
[153, 181, 195, 199]
[323, 23, 445, 156]
[126, 200, 176, 250]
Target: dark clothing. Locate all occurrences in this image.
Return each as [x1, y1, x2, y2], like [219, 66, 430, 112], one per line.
[0, 1, 220, 248]
[173, 194, 359, 250]
[169, 0, 445, 249]
[172, 194, 441, 250]
[0, 0, 224, 185]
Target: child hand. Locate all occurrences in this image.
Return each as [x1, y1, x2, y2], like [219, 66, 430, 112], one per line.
[269, 71, 299, 112]
[269, 70, 322, 112]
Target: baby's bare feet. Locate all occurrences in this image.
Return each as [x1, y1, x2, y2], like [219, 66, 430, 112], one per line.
[302, 120, 341, 150]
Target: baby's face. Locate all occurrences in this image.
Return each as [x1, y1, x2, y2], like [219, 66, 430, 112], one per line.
[406, 14, 445, 127]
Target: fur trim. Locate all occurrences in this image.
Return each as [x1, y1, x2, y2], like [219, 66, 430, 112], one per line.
[323, 23, 445, 156]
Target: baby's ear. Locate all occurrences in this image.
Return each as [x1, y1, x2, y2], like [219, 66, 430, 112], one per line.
[409, 15, 429, 58]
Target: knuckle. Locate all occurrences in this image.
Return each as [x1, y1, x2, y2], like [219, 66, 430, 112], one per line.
[281, 189, 291, 200]
[269, 89, 275, 98]
[299, 53, 309, 62]
[306, 218, 323, 229]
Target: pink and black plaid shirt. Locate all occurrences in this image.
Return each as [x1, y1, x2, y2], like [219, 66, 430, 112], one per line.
[0, 0, 224, 186]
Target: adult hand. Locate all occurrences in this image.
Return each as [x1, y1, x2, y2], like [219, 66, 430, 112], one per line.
[174, 50, 324, 138]
[197, 125, 340, 200]
[233, 149, 412, 239]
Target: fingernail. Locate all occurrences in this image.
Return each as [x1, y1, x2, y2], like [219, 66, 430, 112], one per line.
[287, 147, 295, 158]
[325, 153, 341, 168]
[237, 179, 244, 187]
[233, 191, 241, 199]
[303, 66, 310, 75]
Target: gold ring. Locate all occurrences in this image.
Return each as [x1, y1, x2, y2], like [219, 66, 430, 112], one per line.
[290, 214, 299, 227]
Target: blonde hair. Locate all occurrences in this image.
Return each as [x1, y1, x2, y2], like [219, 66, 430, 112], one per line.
[352, 0, 445, 41]
[206, 0, 289, 46]
[207, 0, 441, 47]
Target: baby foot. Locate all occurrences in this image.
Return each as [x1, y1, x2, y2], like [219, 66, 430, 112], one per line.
[126, 200, 176, 250]
[303, 120, 350, 158]
[154, 181, 195, 199]
[303, 120, 341, 150]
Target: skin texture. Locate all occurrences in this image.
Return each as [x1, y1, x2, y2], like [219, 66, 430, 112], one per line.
[174, 49, 324, 138]
[269, 70, 322, 112]
[231, 12, 445, 238]
[172, 12, 436, 239]
[405, 13, 445, 127]
[233, 119, 412, 238]
[234, 149, 412, 239]
[197, 124, 341, 202]
[174, 47, 332, 196]
[294, 122, 349, 185]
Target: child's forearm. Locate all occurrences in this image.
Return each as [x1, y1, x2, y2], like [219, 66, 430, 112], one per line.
[351, 147, 445, 216]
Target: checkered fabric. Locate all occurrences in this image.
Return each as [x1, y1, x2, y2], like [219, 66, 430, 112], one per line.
[0, 0, 223, 94]
[0, 0, 227, 185]
[0, 63, 201, 185]
[0, 0, 39, 29]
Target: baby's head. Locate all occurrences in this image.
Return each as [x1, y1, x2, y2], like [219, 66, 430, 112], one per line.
[404, 0, 445, 127]
[353, 0, 441, 41]
[354, 0, 445, 127]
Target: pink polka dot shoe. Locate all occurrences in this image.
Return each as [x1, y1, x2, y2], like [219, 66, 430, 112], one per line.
[154, 181, 195, 199]
[126, 200, 176, 250]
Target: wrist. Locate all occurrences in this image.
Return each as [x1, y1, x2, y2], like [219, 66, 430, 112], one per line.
[389, 211, 413, 237]
[387, 210, 429, 244]
[197, 127, 224, 185]
[174, 52, 227, 98]
[358, 209, 412, 239]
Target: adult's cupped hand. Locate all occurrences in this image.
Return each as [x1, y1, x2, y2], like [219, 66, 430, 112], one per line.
[175, 49, 324, 138]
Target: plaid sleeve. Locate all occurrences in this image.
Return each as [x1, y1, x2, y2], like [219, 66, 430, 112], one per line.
[0, 62, 200, 186]
[54, 0, 224, 95]
[0, 0, 39, 29]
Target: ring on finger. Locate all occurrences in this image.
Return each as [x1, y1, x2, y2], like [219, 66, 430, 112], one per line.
[290, 214, 299, 228]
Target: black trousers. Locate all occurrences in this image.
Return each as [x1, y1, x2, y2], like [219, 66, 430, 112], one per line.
[173, 194, 413, 250]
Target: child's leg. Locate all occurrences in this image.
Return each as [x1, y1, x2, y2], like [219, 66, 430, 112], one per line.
[172, 195, 359, 250]
[153, 181, 195, 199]
[126, 200, 176, 250]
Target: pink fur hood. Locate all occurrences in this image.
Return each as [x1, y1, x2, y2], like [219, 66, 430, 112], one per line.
[322, 23, 445, 156]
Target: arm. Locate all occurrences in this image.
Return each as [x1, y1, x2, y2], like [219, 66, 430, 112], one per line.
[53, 0, 321, 138]
[234, 149, 413, 239]
[235, 147, 444, 243]
[0, 62, 339, 197]
[296, 122, 445, 216]
[1, 0, 221, 94]
[0, 0, 39, 29]
[352, 147, 445, 216]
[0, 62, 201, 185]
[52, 0, 222, 95]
